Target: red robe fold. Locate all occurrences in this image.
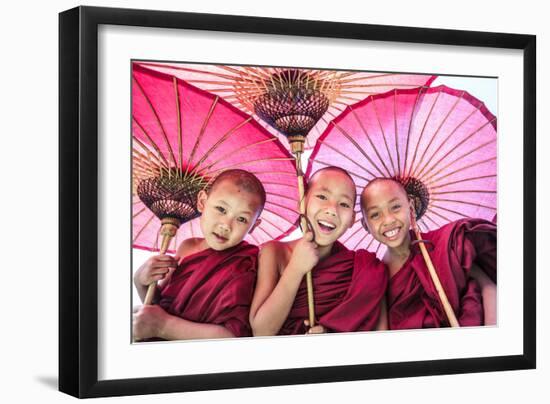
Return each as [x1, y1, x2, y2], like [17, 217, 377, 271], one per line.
[387, 218, 496, 330]
[279, 242, 388, 335]
[157, 241, 258, 337]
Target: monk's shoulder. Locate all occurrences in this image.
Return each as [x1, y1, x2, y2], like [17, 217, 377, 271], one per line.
[355, 248, 386, 272]
[259, 240, 290, 275]
[355, 248, 379, 263]
[259, 240, 286, 259]
[175, 237, 204, 258]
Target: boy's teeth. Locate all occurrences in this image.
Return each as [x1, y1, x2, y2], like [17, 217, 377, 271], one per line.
[318, 220, 336, 229]
[384, 228, 399, 237]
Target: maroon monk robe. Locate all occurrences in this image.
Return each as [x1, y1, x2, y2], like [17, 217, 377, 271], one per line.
[157, 241, 258, 337]
[278, 242, 388, 335]
[387, 218, 497, 330]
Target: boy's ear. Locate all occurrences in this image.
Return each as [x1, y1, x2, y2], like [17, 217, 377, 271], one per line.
[197, 190, 208, 213]
[360, 215, 370, 233]
[408, 199, 416, 226]
[249, 218, 262, 234]
[349, 210, 356, 230]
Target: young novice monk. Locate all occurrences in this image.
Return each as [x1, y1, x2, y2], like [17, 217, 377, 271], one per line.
[133, 169, 265, 341]
[250, 167, 388, 336]
[360, 177, 497, 329]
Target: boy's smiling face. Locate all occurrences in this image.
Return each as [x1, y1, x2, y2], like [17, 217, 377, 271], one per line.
[360, 179, 414, 250]
[305, 169, 356, 247]
[197, 179, 262, 251]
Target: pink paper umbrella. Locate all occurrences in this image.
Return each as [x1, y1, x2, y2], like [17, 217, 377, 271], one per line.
[134, 61, 436, 150]
[307, 85, 497, 258]
[132, 63, 300, 256]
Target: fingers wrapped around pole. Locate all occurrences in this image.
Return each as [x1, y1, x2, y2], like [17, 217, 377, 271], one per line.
[143, 218, 180, 305]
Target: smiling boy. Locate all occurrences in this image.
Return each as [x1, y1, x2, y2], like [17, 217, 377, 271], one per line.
[249, 167, 387, 336]
[360, 178, 497, 329]
[133, 169, 265, 341]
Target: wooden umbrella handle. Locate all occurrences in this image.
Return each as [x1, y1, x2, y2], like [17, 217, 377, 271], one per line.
[295, 153, 316, 328]
[413, 228, 460, 327]
[143, 282, 158, 306]
[143, 222, 178, 306]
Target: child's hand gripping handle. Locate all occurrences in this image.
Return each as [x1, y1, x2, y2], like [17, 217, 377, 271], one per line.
[144, 220, 179, 305]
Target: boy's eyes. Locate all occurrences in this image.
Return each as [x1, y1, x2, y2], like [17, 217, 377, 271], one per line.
[368, 205, 401, 219]
[214, 205, 249, 223]
[316, 194, 351, 208]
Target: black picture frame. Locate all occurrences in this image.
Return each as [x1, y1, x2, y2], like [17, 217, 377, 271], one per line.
[59, 5, 536, 399]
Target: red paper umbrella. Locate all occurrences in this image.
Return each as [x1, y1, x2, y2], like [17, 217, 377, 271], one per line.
[132, 64, 300, 255]
[307, 85, 497, 257]
[134, 61, 436, 150]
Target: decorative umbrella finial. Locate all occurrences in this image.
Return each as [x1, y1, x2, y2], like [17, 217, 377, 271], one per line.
[253, 70, 331, 153]
[137, 169, 208, 228]
[394, 176, 430, 220]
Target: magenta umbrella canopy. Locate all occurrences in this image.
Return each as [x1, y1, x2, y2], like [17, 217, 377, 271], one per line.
[132, 64, 300, 253]
[134, 61, 436, 150]
[307, 85, 497, 256]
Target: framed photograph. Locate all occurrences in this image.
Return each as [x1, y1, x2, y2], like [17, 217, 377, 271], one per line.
[59, 5, 536, 398]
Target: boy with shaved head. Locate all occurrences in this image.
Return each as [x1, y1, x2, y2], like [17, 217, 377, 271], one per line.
[250, 167, 388, 336]
[133, 169, 265, 341]
[360, 177, 497, 329]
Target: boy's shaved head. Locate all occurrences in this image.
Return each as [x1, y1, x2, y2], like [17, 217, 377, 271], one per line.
[308, 166, 357, 201]
[361, 177, 407, 200]
[209, 169, 266, 212]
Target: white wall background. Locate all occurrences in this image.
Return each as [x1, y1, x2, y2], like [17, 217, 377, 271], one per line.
[1, 1, 545, 402]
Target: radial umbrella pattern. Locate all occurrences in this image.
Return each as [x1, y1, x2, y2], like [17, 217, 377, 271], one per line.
[134, 61, 436, 149]
[307, 85, 497, 256]
[132, 64, 300, 253]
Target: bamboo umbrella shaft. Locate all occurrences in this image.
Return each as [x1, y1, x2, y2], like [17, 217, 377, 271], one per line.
[294, 150, 316, 328]
[413, 228, 460, 327]
[144, 221, 179, 305]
